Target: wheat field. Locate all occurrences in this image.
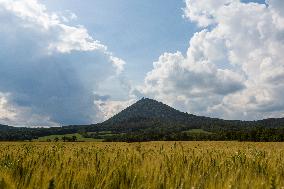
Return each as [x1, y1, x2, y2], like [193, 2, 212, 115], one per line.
[0, 142, 284, 189]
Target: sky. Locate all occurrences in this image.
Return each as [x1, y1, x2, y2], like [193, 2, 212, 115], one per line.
[0, 0, 283, 126]
[41, 0, 198, 87]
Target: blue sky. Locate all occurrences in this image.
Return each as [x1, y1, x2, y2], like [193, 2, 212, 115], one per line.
[1, 0, 283, 126]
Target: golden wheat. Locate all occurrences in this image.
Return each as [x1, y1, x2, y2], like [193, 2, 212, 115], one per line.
[0, 142, 283, 189]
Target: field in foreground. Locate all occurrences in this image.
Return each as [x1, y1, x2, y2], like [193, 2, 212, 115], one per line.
[0, 142, 284, 189]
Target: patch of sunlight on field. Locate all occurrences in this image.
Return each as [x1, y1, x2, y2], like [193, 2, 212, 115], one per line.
[182, 129, 213, 134]
[0, 141, 284, 189]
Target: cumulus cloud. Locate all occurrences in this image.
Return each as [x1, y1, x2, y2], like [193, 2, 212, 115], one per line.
[184, 0, 231, 27]
[0, 93, 57, 126]
[139, 0, 284, 120]
[0, 93, 16, 123]
[94, 98, 136, 120]
[0, 0, 125, 126]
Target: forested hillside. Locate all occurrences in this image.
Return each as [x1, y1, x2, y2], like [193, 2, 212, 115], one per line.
[0, 98, 284, 141]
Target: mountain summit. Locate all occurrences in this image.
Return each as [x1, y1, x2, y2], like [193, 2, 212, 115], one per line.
[103, 98, 196, 125]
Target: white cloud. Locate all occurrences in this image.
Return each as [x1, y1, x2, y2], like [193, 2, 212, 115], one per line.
[183, 0, 232, 27]
[0, 93, 57, 126]
[109, 55, 126, 74]
[94, 98, 135, 120]
[0, 0, 126, 126]
[0, 0, 124, 69]
[0, 93, 16, 122]
[139, 0, 284, 120]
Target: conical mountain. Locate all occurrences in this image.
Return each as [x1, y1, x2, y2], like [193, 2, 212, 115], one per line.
[102, 98, 197, 125]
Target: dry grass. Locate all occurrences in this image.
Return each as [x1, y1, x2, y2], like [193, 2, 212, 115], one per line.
[0, 142, 284, 189]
